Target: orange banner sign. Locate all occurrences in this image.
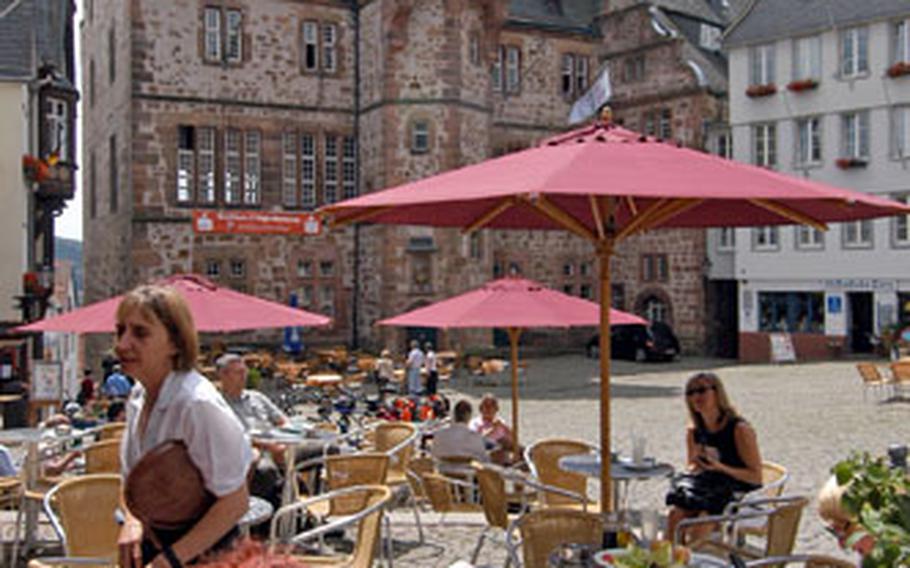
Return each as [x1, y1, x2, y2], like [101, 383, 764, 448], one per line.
[192, 210, 322, 236]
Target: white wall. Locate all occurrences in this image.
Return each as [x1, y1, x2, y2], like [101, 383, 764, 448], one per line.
[0, 82, 30, 322]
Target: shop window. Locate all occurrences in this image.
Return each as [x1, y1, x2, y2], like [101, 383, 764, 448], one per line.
[758, 291, 824, 333]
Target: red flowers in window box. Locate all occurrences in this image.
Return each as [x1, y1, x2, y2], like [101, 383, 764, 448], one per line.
[887, 61, 910, 78]
[836, 157, 868, 170]
[746, 83, 777, 98]
[21, 154, 50, 184]
[787, 78, 818, 92]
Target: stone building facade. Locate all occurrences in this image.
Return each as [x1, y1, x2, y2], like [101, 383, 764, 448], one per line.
[81, 0, 736, 355]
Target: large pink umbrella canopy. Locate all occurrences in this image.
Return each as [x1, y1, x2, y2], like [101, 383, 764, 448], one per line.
[16, 274, 331, 333]
[322, 118, 910, 510]
[378, 277, 646, 447]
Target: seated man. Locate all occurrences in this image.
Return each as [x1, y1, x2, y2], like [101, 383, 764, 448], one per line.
[432, 400, 488, 472]
[101, 364, 133, 398]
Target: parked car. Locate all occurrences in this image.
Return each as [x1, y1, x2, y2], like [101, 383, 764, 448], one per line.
[586, 321, 681, 362]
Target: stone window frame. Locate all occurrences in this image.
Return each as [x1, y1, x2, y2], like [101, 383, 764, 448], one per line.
[560, 52, 590, 99]
[280, 129, 354, 210]
[319, 259, 335, 278]
[794, 116, 823, 168]
[229, 258, 246, 278]
[409, 253, 434, 295]
[341, 135, 356, 199]
[323, 133, 339, 205]
[640, 253, 669, 283]
[641, 108, 672, 139]
[205, 259, 221, 277]
[201, 5, 246, 67]
[623, 54, 645, 83]
[409, 117, 432, 154]
[320, 284, 335, 317]
[504, 44, 522, 94]
[299, 19, 342, 76]
[174, 125, 262, 208]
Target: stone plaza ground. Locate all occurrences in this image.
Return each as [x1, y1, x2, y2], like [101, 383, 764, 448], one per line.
[386, 354, 910, 566]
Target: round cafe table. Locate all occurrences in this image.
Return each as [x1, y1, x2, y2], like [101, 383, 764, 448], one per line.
[239, 495, 274, 536]
[558, 453, 674, 511]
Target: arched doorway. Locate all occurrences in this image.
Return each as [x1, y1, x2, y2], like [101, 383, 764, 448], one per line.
[635, 289, 674, 325]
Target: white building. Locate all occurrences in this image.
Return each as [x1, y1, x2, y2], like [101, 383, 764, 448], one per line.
[716, 0, 910, 362]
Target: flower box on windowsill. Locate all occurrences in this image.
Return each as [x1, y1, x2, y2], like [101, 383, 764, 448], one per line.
[887, 61, 910, 78]
[786, 78, 818, 92]
[746, 83, 777, 98]
[836, 157, 868, 170]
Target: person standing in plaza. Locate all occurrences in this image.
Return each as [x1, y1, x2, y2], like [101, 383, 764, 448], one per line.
[424, 342, 438, 396]
[115, 285, 251, 568]
[406, 339, 424, 396]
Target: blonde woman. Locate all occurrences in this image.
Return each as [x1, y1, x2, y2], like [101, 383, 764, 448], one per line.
[667, 372, 763, 540]
[116, 285, 252, 568]
[817, 476, 874, 561]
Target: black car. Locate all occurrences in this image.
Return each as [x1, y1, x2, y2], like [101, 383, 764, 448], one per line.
[586, 322, 681, 362]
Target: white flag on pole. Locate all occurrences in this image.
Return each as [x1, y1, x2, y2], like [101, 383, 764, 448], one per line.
[568, 66, 612, 125]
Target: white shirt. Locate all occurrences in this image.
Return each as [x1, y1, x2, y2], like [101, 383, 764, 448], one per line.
[431, 423, 487, 463]
[407, 347, 425, 370]
[122, 369, 253, 497]
[425, 350, 437, 372]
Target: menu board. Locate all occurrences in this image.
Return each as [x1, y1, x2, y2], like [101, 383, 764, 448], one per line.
[31, 361, 63, 402]
[769, 333, 796, 363]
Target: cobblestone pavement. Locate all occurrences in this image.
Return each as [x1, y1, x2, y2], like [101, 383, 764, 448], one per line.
[385, 355, 910, 566]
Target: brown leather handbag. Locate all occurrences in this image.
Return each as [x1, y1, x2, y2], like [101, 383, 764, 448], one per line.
[124, 440, 215, 531]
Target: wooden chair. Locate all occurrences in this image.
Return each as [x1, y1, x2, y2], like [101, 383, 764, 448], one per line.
[744, 555, 855, 567]
[524, 438, 598, 510]
[889, 361, 910, 397]
[506, 508, 603, 568]
[269, 485, 391, 568]
[84, 440, 122, 474]
[676, 495, 808, 561]
[97, 423, 126, 441]
[856, 362, 891, 401]
[26, 474, 122, 568]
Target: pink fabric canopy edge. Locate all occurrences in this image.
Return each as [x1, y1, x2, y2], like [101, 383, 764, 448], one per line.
[377, 277, 646, 329]
[15, 274, 331, 333]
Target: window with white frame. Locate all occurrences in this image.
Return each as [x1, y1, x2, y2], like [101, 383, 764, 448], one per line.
[301, 134, 316, 208]
[225, 10, 242, 63]
[561, 54, 589, 98]
[753, 226, 779, 250]
[749, 43, 775, 85]
[718, 227, 735, 251]
[342, 136, 356, 199]
[243, 131, 260, 205]
[282, 133, 297, 207]
[795, 226, 823, 250]
[302, 21, 318, 72]
[796, 117, 822, 166]
[322, 23, 337, 73]
[505, 45, 521, 93]
[411, 120, 429, 153]
[643, 296, 668, 323]
[841, 26, 869, 77]
[843, 220, 872, 248]
[793, 35, 821, 80]
[576, 56, 589, 95]
[842, 111, 870, 159]
[205, 259, 220, 277]
[324, 135, 338, 204]
[197, 127, 216, 203]
[893, 105, 910, 158]
[224, 129, 241, 204]
[204, 8, 221, 62]
[561, 54, 575, 97]
[177, 126, 195, 203]
[895, 19, 909, 64]
[894, 195, 910, 246]
[659, 109, 672, 140]
[752, 123, 776, 168]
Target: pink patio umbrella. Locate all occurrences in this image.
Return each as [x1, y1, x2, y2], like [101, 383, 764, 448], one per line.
[377, 276, 646, 447]
[15, 274, 331, 333]
[321, 114, 910, 510]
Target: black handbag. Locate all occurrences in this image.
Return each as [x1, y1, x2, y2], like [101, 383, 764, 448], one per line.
[665, 471, 739, 514]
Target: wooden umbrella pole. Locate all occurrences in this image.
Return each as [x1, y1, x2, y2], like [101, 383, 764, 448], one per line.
[507, 327, 522, 451]
[598, 240, 614, 512]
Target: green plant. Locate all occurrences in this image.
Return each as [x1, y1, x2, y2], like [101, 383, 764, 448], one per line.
[833, 453, 910, 567]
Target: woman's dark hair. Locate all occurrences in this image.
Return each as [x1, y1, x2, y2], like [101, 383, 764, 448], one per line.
[107, 401, 126, 422]
[453, 400, 473, 423]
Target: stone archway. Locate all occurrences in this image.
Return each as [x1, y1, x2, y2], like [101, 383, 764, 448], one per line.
[634, 287, 674, 325]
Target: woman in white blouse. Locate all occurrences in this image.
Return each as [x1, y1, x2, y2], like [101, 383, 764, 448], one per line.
[116, 285, 252, 568]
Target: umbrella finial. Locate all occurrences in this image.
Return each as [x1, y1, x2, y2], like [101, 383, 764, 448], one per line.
[599, 105, 613, 125]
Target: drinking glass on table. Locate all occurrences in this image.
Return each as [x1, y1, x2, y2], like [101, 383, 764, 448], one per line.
[640, 508, 660, 543]
[632, 433, 647, 464]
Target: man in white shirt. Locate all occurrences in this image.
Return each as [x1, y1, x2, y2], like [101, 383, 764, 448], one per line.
[406, 340, 425, 396]
[431, 400, 488, 465]
[424, 342, 438, 395]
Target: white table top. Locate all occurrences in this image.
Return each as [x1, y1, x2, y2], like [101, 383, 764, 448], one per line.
[559, 453, 674, 480]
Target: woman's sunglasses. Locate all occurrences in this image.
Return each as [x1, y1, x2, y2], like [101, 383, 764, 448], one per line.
[685, 385, 715, 397]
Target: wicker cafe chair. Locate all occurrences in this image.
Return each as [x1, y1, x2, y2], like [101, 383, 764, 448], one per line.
[97, 423, 126, 441]
[308, 453, 389, 518]
[855, 363, 892, 401]
[889, 361, 910, 398]
[675, 495, 808, 561]
[524, 438, 599, 511]
[506, 508, 603, 568]
[420, 471, 482, 514]
[84, 440, 122, 474]
[744, 554, 855, 568]
[372, 421, 424, 542]
[732, 461, 790, 539]
[0, 476, 22, 565]
[269, 485, 391, 568]
[26, 474, 122, 568]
